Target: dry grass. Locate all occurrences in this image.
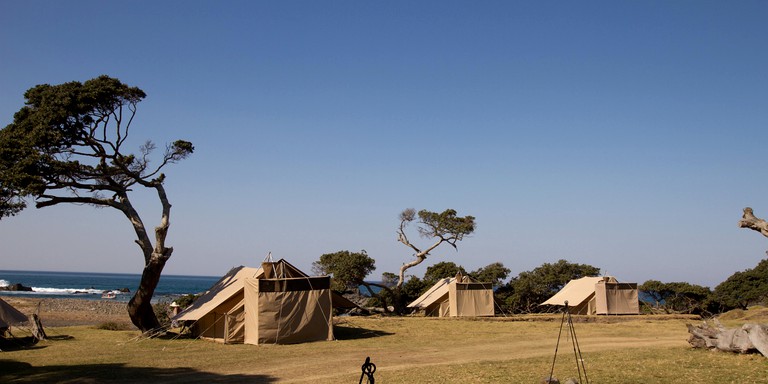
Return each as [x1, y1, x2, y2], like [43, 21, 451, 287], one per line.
[716, 305, 768, 327]
[2, 313, 767, 383]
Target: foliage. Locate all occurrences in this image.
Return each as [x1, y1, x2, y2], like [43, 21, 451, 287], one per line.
[313, 250, 376, 291]
[412, 209, 476, 242]
[381, 272, 398, 288]
[423, 262, 466, 286]
[152, 301, 172, 328]
[639, 280, 713, 315]
[712, 259, 768, 310]
[0, 76, 192, 216]
[0, 76, 193, 332]
[469, 262, 511, 288]
[495, 259, 600, 314]
[95, 321, 131, 331]
[174, 294, 199, 309]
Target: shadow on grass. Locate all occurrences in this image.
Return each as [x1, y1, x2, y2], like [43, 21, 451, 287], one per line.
[333, 324, 394, 340]
[0, 360, 277, 383]
[0, 337, 46, 352]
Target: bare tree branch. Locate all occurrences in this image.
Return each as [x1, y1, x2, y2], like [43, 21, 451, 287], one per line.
[739, 207, 768, 238]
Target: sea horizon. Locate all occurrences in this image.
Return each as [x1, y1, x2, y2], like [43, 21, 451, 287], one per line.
[0, 269, 220, 303]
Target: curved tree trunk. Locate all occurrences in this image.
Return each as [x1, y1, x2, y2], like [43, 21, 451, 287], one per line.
[127, 255, 167, 332]
[121, 183, 174, 333]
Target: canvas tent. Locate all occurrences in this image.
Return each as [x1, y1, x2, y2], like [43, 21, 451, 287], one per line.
[0, 297, 28, 334]
[541, 276, 640, 315]
[175, 259, 350, 344]
[407, 273, 494, 317]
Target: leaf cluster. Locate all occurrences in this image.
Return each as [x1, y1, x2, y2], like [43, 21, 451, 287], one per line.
[415, 209, 476, 244]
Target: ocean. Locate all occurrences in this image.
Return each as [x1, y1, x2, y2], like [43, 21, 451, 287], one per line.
[0, 270, 219, 303]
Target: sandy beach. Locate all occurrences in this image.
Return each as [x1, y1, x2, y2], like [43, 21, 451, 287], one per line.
[2, 296, 131, 328]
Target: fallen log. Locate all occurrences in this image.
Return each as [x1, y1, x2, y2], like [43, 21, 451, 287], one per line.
[687, 320, 768, 357]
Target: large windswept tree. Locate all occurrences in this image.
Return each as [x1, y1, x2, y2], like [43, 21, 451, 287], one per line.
[0, 76, 193, 332]
[396, 208, 476, 288]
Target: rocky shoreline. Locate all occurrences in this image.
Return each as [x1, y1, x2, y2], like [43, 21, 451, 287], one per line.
[2, 296, 131, 327]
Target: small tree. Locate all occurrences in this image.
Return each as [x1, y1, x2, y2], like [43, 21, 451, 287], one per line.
[0, 76, 193, 332]
[469, 262, 511, 288]
[313, 250, 376, 292]
[396, 208, 476, 288]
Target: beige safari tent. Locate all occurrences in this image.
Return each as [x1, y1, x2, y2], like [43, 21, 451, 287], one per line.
[0, 297, 29, 333]
[541, 276, 640, 315]
[408, 273, 494, 317]
[174, 258, 350, 344]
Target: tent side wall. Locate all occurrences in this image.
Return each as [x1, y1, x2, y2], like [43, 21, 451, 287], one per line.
[595, 282, 640, 315]
[244, 276, 334, 345]
[191, 290, 244, 342]
[565, 294, 595, 315]
[223, 298, 245, 343]
[450, 282, 495, 317]
[423, 295, 449, 317]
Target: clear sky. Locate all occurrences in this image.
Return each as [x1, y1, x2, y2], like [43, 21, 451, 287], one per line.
[1, 1, 767, 288]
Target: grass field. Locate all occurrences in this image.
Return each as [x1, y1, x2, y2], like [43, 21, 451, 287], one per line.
[2, 313, 767, 383]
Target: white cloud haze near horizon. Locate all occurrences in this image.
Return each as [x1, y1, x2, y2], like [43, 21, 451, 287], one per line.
[1, 1, 767, 288]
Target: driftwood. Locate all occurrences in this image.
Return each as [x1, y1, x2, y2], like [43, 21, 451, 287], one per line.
[31, 314, 47, 341]
[687, 320, 768, 357]
[738, 207, 768, 238]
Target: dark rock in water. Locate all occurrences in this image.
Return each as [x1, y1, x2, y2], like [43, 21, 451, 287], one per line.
[0, 283, 33, 291]
[117, 287, 131, 293]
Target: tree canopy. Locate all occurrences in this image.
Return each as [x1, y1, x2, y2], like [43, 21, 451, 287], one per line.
[423, 261, 466, 287]
[469, 262, 511, 288]
[0, 76, 193, 332]
[313, 250, 376, 292]
[712, 259, 768, 310]
[639, 280, 713, 315]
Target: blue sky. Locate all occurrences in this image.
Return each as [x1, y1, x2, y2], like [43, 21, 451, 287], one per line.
[1, 1, 767, 288]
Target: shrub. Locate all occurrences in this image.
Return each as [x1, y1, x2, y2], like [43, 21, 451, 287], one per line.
[96, 321, 131, 331]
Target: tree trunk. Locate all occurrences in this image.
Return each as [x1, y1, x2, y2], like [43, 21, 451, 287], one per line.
[687, 321, 768, 357]
[127, 255, 168, 333]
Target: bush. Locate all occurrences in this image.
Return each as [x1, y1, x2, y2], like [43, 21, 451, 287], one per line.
[153, 301, 171, 328]
[96, 321, 131, 331]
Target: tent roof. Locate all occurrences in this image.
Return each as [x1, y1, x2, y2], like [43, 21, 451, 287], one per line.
[407, 277, 454, 309]
[175, 265, 263, 321]
[541, 276, 605, 307]
[0, 297, 29, 328]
